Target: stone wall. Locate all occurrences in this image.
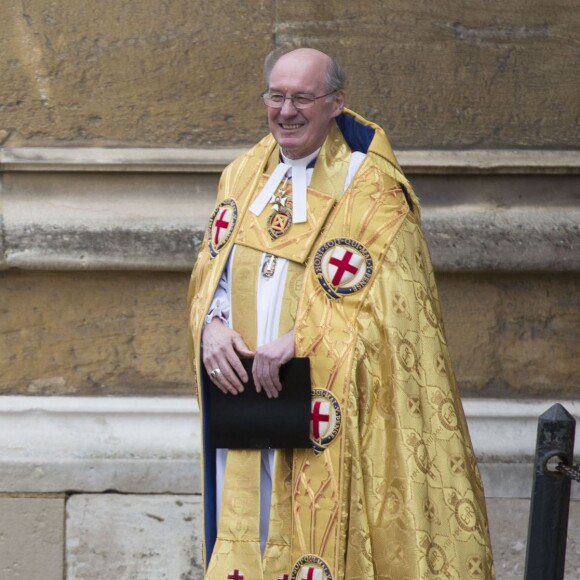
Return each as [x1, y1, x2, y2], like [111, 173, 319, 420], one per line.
[2, 493, 578, 579]
[0, 396, 578, 579]
[1, 2, 579, 579]
[1, 1, 578, 148]
[1, 0, 578, 399]
[1, 269, 579, 399]
[1, 149, 578, 399]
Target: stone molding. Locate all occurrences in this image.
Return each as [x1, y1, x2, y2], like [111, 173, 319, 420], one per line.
[0, 147, 247, 173]
[1, 147, 578, 272]
[0, 396, 577, 498]
[1, 147, 580, 174]
[424, 205, 579, 273]
[0, 396, 200, 494]
[2, 205, 577, 273]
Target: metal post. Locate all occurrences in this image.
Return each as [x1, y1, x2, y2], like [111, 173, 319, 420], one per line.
[524, 403, 576, 580]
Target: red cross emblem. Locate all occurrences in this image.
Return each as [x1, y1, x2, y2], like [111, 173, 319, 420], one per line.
[227, 570, 244, 580]
[214, 208, 230, 244]
[310, 389, 341, 453]
[328, 250, 359, 285]
[291, 555, 332, 580]
[314, 239, 372, 299]
[207, 199, 237, 257]
[311, 401, 330, 439]
[300, 568, 318, 580]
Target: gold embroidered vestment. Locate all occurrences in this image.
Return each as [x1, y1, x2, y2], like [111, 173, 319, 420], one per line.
[188, 109, 495, 579]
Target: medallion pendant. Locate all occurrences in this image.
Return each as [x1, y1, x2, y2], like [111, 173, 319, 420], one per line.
[263, 179, 293, 278]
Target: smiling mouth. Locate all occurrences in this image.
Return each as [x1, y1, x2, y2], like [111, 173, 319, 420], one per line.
[280, 123, 303, 129]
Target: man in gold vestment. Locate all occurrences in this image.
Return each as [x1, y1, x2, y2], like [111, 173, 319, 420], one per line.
[188, 48, 495, 579]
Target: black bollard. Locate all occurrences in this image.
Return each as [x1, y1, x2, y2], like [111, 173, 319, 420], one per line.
[524, 403, 576, 580]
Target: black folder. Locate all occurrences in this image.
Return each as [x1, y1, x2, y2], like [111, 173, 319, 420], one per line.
[206, 357, 311, 449]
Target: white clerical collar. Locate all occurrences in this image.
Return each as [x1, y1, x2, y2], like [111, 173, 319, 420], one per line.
[280, 148, 319, 168]
[248, 148, 320, 224]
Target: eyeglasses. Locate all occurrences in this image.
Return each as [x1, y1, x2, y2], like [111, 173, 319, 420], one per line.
[261, 90, 337, 110]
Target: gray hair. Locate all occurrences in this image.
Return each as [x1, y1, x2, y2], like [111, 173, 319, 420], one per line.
[264, 48, 346, 94]
[324, 57, 346, 93]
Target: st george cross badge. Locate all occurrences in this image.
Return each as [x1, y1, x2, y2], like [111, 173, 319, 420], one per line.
[207, 198, 237, 257]
[291, 555, 333, 580]
[310, 389, 341, 454]
[313, 238, 373, 299]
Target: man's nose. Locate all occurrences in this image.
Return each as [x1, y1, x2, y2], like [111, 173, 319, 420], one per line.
[279, 97, 298, 115]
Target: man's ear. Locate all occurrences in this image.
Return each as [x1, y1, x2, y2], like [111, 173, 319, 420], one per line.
[332, 90, 346, 117]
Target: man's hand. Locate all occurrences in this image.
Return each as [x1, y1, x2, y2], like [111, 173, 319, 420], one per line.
[202, 318, 253, 395]
[252, 330, 295, 399]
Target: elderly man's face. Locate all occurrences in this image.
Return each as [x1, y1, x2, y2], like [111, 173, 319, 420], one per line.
[267, 50, 344, 160]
